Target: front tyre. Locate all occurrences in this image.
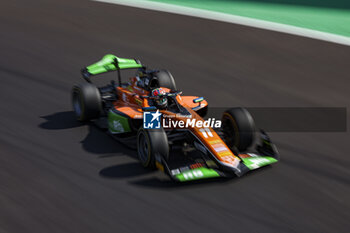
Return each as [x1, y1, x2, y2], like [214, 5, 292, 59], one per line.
[221, 107, 256, 152]
[137, 127, 169, 169]
[72, 83, 102, 121]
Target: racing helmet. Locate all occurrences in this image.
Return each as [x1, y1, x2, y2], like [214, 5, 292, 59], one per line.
[152, 88, 168, 109]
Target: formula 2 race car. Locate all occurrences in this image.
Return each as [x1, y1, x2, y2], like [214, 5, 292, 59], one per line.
[71, 54, 279, 182]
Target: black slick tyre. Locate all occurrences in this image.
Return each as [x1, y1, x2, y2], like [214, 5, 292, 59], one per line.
[221, 107, 256, 152]
[72, 83, 102, 121]
[137, 127, 169, 169]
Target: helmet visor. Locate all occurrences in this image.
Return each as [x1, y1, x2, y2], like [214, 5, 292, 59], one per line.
[156, 96, 167, 105]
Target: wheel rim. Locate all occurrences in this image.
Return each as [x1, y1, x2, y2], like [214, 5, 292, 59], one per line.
[138, 132, 149, 163]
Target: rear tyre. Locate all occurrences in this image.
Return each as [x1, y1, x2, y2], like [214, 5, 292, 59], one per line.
[221, 107, 255, 152]
[72, 83, 102, 121]
[155, 69, 177, 91]
[137, 127, 169, 169]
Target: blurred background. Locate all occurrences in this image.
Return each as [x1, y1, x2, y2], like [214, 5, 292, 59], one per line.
[147, 0, 350, 37]
[0, 0, 349, 233]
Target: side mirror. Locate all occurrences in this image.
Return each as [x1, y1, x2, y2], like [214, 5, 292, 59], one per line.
[193, 97, 204, 103]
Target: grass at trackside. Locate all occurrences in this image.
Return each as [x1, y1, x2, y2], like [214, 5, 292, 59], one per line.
[147, 0, 350, 37]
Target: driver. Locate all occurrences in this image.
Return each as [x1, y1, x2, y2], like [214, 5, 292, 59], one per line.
[151, 88, 168, 109]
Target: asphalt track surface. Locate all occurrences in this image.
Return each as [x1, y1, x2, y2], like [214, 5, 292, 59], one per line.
[0, 0, 349, 232]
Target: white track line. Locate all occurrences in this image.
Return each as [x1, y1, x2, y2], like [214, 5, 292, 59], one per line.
[93, 0, 350, 46]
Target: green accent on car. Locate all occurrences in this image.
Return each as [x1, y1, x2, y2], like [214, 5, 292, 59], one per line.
[193, 97, 204, 103]
[108, 110, 131, 134]
[241, 156, 277, 170]
[86, 54, 143, 75]
[176, 167, 220, 182]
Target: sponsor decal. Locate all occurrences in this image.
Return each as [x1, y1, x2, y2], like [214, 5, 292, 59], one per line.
[244, 157, 272, 169]
[174, 167, 221, 181]
[134, 96, 143, 106]
[212, 143, 229, 153]
[237, 154, 251, 158]
[221, 155, 240, 167]
[171, 169, 180, 175]
[182, 170, 204, 180]
[190, 163, 205, 169]
[209, 139, 222, 144]
[213, 146, 227, 152]
[112, 120, 124, 133]
[247, 153, 258, 157]
[108, 110, 131, 133]
[198, 128, 214, 138]
[218, 151, 233, 157]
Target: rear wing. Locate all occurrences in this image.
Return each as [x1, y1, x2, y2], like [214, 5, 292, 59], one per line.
[81, 54, 143, 85]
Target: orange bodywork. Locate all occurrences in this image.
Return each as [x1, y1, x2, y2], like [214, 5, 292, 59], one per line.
[112, 77, 241, 168]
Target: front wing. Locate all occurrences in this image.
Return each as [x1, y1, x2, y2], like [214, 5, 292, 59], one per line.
[156, 130, 279, 182]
